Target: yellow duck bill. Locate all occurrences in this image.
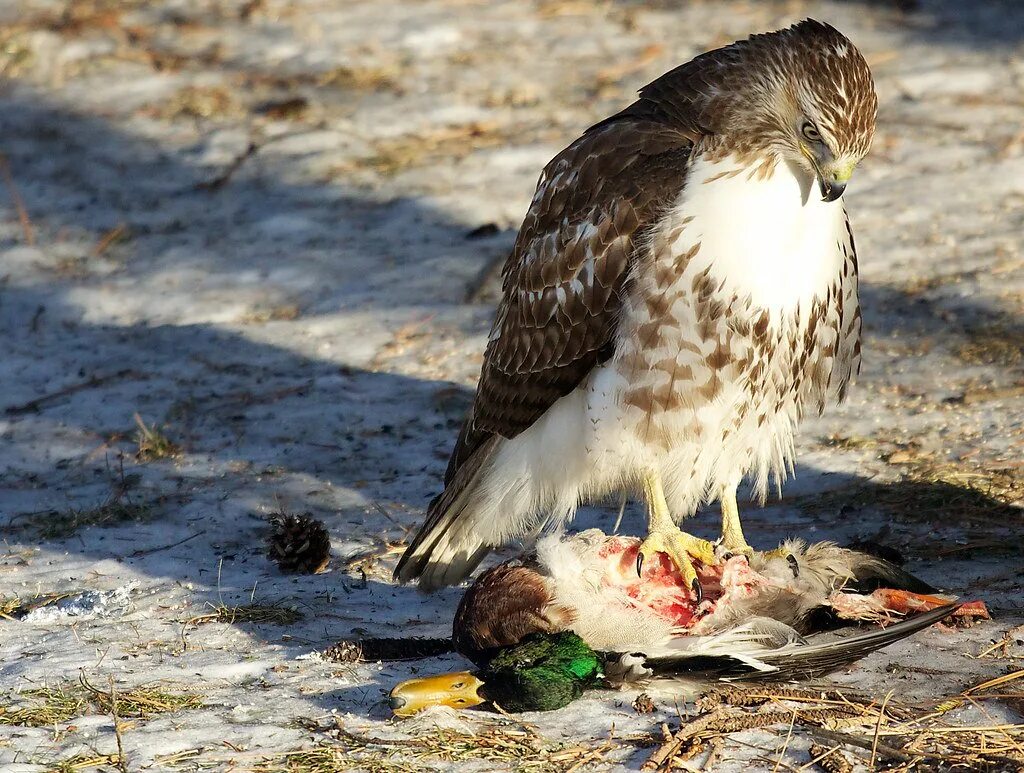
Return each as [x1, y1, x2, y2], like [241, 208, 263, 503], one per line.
[389, 671, 485, 717]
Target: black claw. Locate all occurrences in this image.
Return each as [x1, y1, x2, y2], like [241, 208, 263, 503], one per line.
[691, 577, 703, 604]
[787, 553, 800, 578]
[636, 552, 644, 577]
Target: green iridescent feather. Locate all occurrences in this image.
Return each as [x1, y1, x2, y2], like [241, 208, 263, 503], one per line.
[478, 631, 604, 713]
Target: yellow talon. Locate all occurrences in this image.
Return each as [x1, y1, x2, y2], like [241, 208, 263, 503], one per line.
[639, 472, 715, 601]
[761, 545, 794, 560]
[636, 529, 715, 589]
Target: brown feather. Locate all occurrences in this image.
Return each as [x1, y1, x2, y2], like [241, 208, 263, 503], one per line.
[395, 120, 696, 587]
[452, 563, 573, 665]
[454, 122, 694, 471]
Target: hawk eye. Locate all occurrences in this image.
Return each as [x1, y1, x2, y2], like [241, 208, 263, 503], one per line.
[801, 122, 822, 142]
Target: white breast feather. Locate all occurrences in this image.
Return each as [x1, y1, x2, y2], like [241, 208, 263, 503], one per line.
[673, 155, 847, 315]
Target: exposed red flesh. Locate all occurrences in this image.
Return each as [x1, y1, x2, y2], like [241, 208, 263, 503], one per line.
[594, 536, 732, 629]
[592, 537, 988, 631]
[872, 589, 990, 621]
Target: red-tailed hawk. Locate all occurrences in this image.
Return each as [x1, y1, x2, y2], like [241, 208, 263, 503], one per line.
[396, 20, 876, 593]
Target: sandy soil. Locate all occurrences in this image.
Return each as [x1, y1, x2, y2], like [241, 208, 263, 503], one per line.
[1, 0, 1022, 770]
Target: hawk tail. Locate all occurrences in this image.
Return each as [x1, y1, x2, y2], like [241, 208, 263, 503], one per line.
[393, 437, 499, 591]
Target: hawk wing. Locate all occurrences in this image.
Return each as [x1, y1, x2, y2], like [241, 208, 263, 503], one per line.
[454, 121, 694, 473]
[395, 117, 696, 587]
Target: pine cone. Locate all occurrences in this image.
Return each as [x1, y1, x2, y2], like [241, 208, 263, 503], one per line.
[632, 692, 656, 714]
[267, 513, 331, 574]
[808, 744, 853, 773]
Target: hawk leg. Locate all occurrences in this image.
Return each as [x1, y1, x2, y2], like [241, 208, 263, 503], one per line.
[720, 487, 752, 556]
[636, 472, 715, 601]
[720, 487, 789, 561]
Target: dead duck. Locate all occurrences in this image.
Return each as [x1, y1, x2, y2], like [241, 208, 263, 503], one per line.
[389, 530, 981, 715]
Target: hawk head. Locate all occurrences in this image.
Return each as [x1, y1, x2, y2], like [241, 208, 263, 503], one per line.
[639, 19, 878, 202]
[767, 20, 879, 201]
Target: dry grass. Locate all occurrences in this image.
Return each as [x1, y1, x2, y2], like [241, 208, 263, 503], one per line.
[141, 84, 243, 121]
[13, 497, 154, 540]
[0, 595, 22, 619]
[249, 724, 610, 773]
[956, 326, 1024, 367]
[189, 603, 304, 626]
[0, 28, 35, 77]
[252, 744, 419, 773]
[362, 122, 509, 176]
[318, 64, 404, 93]
[644, 684, 1024, 771]
[0, 676, 202, 728]
[134, 413, 182, 461]
[47, 753, 123, 772]
[819, 433, 881, 451]
[78, 674, 204, 718]
[181, 602, 304, 649]
[0, 685, 89, 727]
[8, 455, 155, 540]
[0, 591, 79, 621]
[238, 304, 302, 324]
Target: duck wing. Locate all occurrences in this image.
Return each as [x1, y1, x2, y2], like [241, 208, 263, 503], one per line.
[607, 604, 958, 683]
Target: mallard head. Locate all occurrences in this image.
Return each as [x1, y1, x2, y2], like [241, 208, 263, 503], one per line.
[389, 631, 603, 716]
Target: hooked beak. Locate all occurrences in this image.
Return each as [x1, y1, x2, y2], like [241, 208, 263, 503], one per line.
[388, 671, 486, 717]
[818, 176, 846, 203]
[801, 143, 855, 203]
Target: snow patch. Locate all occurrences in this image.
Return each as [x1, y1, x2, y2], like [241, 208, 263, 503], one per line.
[22, 584, 137, 624]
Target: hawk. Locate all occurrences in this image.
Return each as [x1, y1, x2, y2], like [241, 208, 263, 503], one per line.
[396, 20, 876, 593]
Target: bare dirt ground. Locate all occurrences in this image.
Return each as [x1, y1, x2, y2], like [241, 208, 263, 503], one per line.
[1, 0, 1022, 770]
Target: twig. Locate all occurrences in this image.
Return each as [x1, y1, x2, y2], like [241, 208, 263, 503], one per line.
[0, 152, 34, 245]
[870, 690, 894, 768]
[93, 223, 129, 256]
[371, 501, 402, 527]
[29, 304, 44, 332]
[774, 709, 798, 772]
[196, 141, 258, 191]
[129, 530, 206, 558]
[806, 728, 922, 764]
[964, 669, 1024, 695]
[4, 369, 144, 415]
[194, 129, 329, 193]
[108, 676, 129, 773]
[642, 708, 731, 770]
[331, 721, 420, 748]
[644, 706, 896, 772]
[564, 729, 615, 773]
[700, 736, 724, 770]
